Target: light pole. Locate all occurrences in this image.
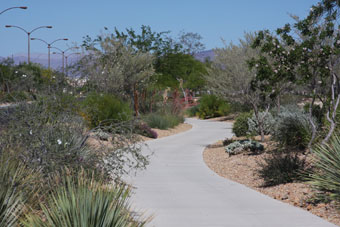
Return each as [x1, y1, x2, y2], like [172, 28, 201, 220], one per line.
[52, 46, 79, 74]
[5, 25, 52, 63]
[65, 52, 80, 76]
[31, 38, 68, 69]
[0, 6, 27, 15]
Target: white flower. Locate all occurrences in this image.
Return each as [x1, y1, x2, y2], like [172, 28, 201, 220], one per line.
[303, 47, 307, 51]
[337, 40, 340, 45]
[325, 66, 329, 69]
[52, 76, 56, 79]
[269, 51, 273, 54]
[101, 71, 105, 74]
[29, 130, 33, 135]
[63, 88, 67, 93]
[277, 45, 280, 48]
[57, 139, 62, 145]
[301, 61, 305, 64]
[15, 71, 18, 74]
[282, 51, 286, 54]
[22, 74, 27, 78]
[255, 64, 259, 68]
[274, 69, 278, 73]
[69, 91, 73, 95]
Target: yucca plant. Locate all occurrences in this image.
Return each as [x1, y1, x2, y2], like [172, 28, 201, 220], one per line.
[307, 135, 340, 205]
[23, 170, 149, 227]
[0, 153, 40, 227]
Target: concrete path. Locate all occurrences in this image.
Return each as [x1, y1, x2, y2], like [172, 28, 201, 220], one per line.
[126, 118, 336, 227]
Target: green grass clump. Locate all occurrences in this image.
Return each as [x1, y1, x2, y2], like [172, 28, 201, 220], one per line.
[144, 113, 184, 130]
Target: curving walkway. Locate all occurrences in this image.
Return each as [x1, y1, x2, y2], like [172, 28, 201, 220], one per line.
[125, 118, 336, 227]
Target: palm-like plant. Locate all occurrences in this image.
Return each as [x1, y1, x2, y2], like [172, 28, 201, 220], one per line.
[23, 170, 148, 227]
[308, 135, 340, 204]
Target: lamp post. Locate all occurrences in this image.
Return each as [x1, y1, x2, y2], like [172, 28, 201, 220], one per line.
[31, 38, 68, 69]
[0, 6, 27, 15]
[65, 52, 80, 76]
[52, 46, 78, 74]
[5, 25, 52, 63]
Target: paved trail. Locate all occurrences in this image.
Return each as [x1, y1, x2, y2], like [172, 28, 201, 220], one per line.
[126, 118, 335, 227]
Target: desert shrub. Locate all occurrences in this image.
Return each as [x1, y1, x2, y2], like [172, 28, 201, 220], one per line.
[303, 103, 324, 126]
[307, 135, 340, 205]
[185, 104, 200, 117]
[197, 94, 230, 119]
[81, 93, 132, 128]
[135, 123, 158, 138]
[232, 112, 252, 137]
[247, 112, 275, 136]
[222, 138, 234, 146]
[22, 171, 148, 227]
[225, 140, 264, 155]
[144, 112, 184, 130]
[257, 152, 305, 186]
[272, 106, 313, 150]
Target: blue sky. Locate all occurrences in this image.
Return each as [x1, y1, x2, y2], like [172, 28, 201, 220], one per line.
[1, 0, 320, 57]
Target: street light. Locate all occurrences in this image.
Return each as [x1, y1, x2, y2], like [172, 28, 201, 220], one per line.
[52, 46, 79, 74]
[5, 25, 53, 63]
[0, 6, 27, 15]
[31, 37, 68, 69]
[65, 52, 81, 76]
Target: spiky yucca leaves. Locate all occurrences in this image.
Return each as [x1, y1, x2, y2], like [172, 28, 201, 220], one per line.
[23, 170, 148, 227]
[0, 153, 41, 227]
[308, 135, 340, 205]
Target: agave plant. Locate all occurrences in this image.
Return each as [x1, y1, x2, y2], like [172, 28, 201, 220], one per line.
[308, 135, 340, 204]
[23, 170, 149, 227]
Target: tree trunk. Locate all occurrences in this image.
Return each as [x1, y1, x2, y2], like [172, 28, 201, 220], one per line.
[308, 95, 317, 148]
[133, 84, 139, 117]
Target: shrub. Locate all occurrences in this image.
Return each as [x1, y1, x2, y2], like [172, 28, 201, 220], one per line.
[257, 152, 305, 186]
[303, 103, 324, 126]
[197, 94, 230, 119]
[81, 93, 132, 128]
[135, 123, 158, 138]
[22, 171, 148, 227]
[232, 112, 252, 137]
[185, 104, 200, 117]
[247, 112, 275, 136]
[272, 106, 313, 150]
[144, 112, 184, 130]
[225, 139, 264, 155]
[307, 135, 340, 205]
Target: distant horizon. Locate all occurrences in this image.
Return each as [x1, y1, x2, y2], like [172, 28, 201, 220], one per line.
[1, 0, 319, 57]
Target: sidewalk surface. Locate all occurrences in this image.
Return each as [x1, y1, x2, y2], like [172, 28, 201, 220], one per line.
[126, 118, 336, 227]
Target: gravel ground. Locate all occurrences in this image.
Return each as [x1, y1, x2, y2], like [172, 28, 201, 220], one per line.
[203, 140, 340, 226]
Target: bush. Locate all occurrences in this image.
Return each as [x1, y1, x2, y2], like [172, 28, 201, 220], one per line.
[144, 112, 184, 130]
[225, 139, 264, 155]
[23, 171, 148, 227]
[307, 135, 340, 205]
[232, 112, 252, 137]
[272, 106, 313, 150]
[135, 123, 158, 138]
[257, 152, 305, 186]
[247, 112, 275, 136]
[303, 103, 324, 126]
[197, 94, 230, 119]
[185, 105, 200, 117]
[81, 93, 132, 128]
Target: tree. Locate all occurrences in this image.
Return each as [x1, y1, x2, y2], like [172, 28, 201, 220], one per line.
[205, 33, 272, 141]
[178, 31, 205, 55]
[78, 35, 154, 116]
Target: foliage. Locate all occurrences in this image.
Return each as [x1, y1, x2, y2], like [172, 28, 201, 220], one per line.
[185, 104, 200, 117]
[23, 170, 148, 227]
[225, 139, 264, 155]
[247, 112, 275, 136]
[197, 94, 230, 119]
[144, 112, 184, 130]
[272, 106, 313, 150]
[232, 112, 252, 137]
[303, 103, 325, 126]
[81, 93, 132, 128]
[155, 53, 207, 90]
[307, 135, 340, 205]
[257, 152, 305, 186]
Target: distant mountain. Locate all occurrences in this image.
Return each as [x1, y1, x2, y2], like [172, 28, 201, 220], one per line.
[0, 53, 80, 70]
[194, 50, 215, 62]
